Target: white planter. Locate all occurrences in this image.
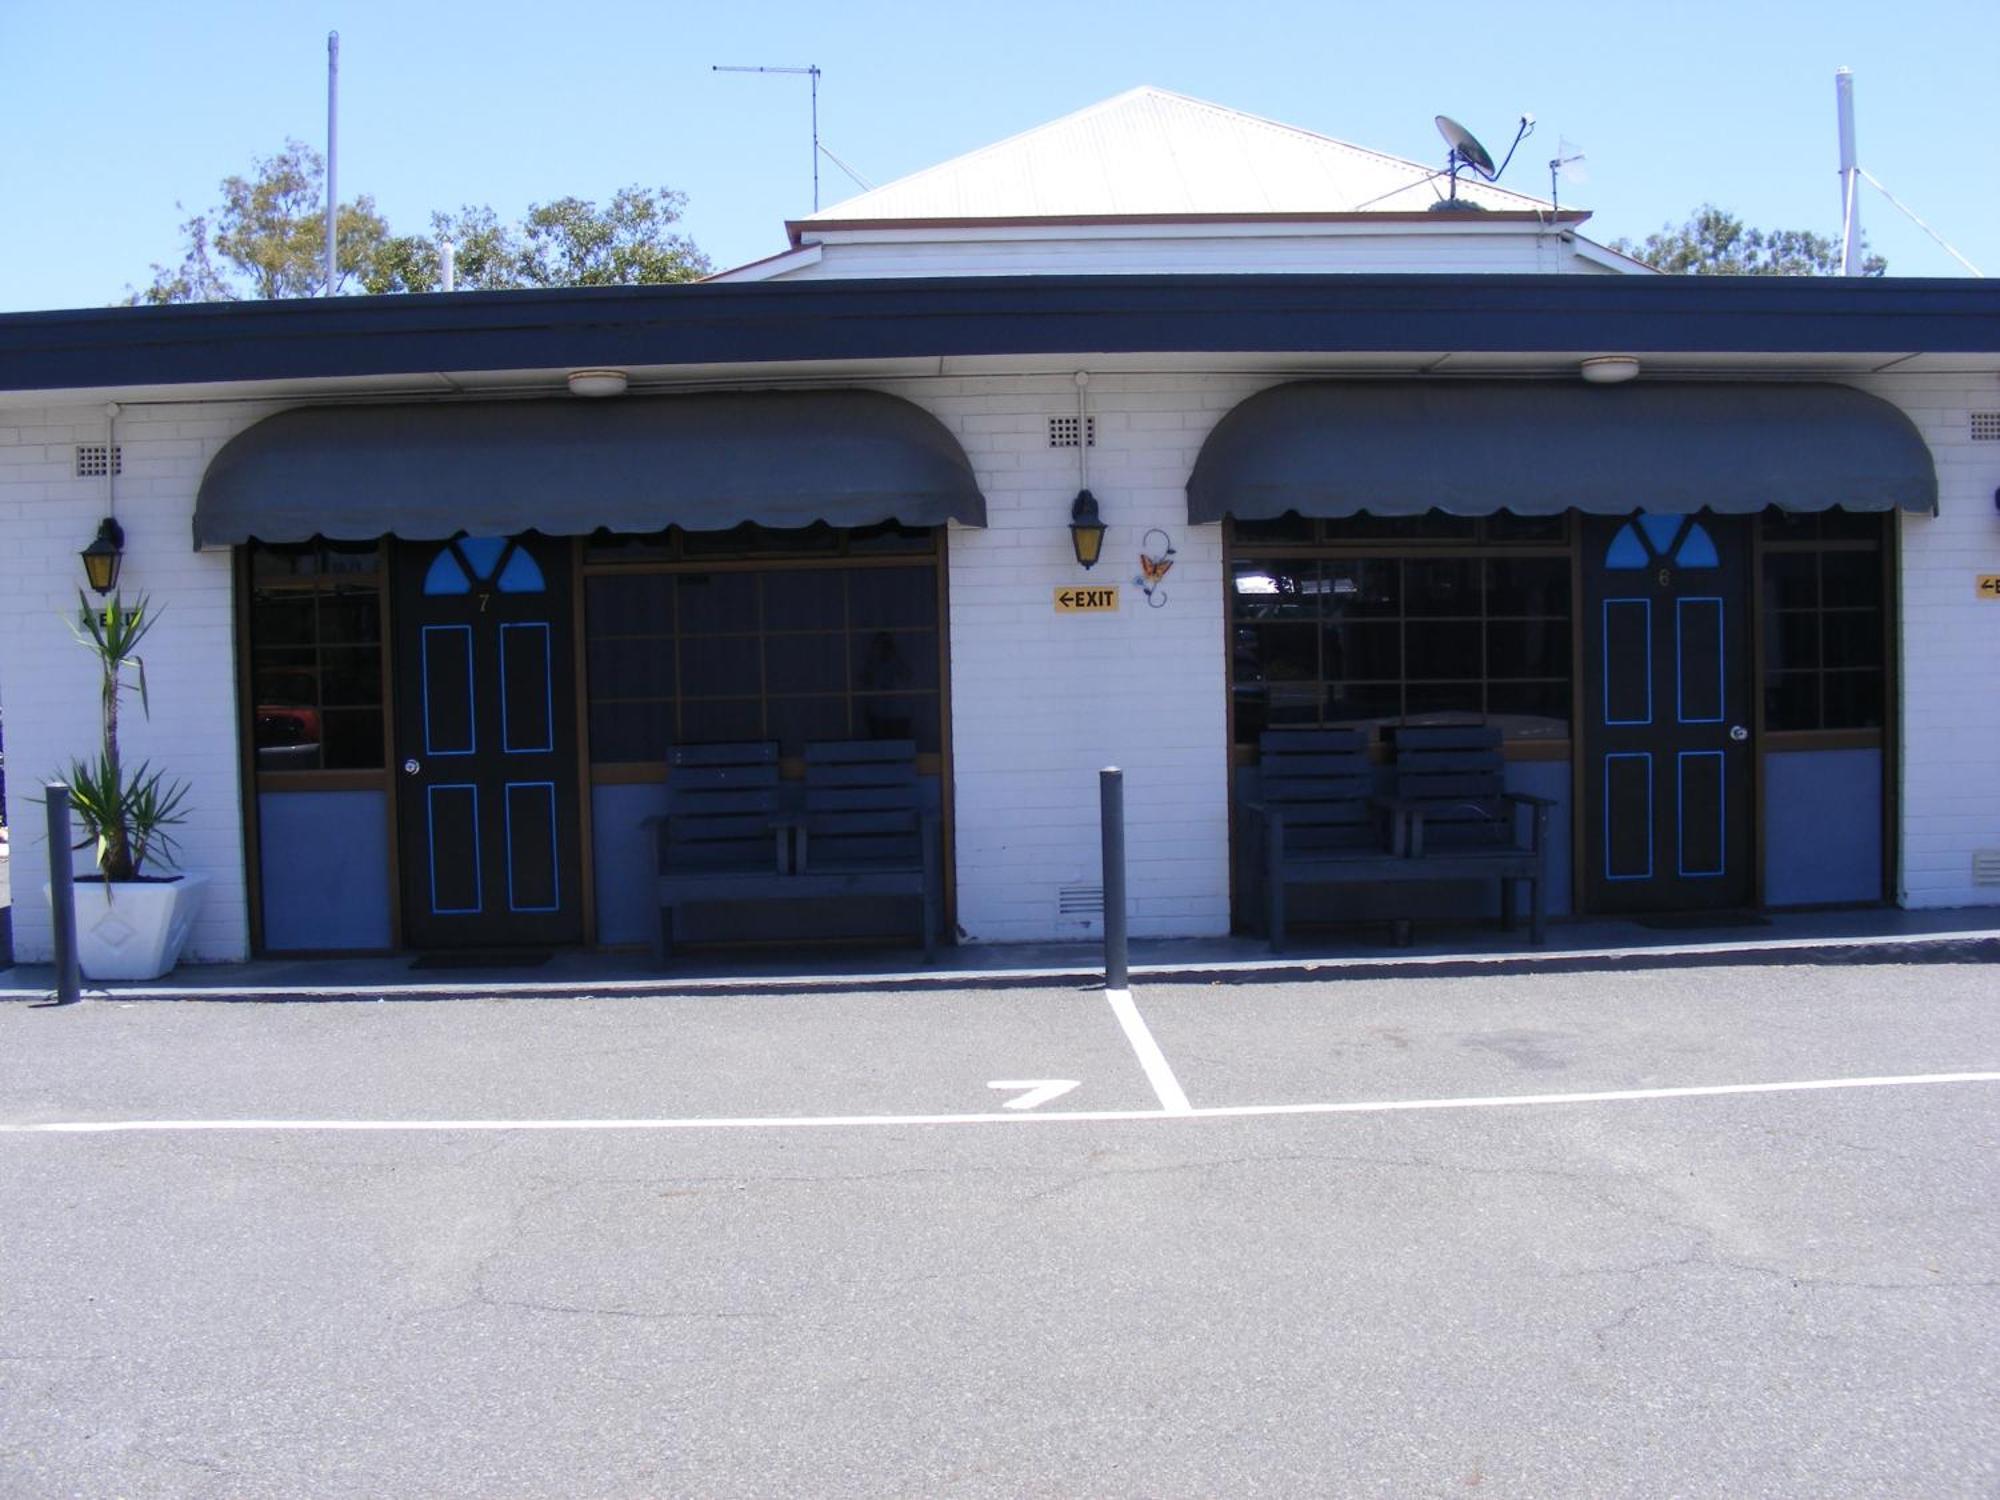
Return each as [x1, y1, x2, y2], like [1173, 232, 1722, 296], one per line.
[48, 873, 211, 982]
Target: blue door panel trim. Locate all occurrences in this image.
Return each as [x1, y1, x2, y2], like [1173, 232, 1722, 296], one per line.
[1677, 750, 1727, 878]
[1675, 597, 1725, 725]
[420, 624, 476, 757]
[499, 621, 555, 754]
[1602, 598, 1652, 726]
[504, 780, 562, 914]
[1603, 752, 1653, 882]
[427, 783, 482, 915]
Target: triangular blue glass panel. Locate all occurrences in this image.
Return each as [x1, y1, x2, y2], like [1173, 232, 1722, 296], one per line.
[1675, 521, 1720, 569]
[1637, 513, 1684, 554]
[457, 536, 508, 581]
[423, 547, 472, 595]
[496, 547, 547, 594]
[1603, 523, 1649, 570]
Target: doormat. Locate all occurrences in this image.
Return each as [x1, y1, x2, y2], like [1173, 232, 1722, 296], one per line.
[1633, 913, 1772, 931]
[409, 951, 553, 970]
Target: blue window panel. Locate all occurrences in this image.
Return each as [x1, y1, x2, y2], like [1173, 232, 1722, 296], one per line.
[427, 784, 482, 915]
[505, 781, 561, 913]
[496, 547, 547, 593]
[458, 536, 508, 580]
[1676, 521, 1719, 569]
[1677, 750, 1726, 878]
[1604, 523, 1649, 570]
[1676, 598, 1725, 724]
[420, 624, 476, 756]
[1602, 598, 1652, 726]
[1638, 513, 1684, 554]
[423, 547, 472, 595]
[500, 622, 554, 754]
[1604, 753, 1653, 881]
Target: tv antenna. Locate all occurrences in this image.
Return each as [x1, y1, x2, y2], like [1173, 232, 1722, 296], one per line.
[1433, 113, 1535, 207]
[714, 63, 824, 210]
[1548, 139, 1586, 216]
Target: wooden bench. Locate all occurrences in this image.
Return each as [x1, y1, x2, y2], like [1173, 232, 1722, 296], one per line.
[787, 739, 939, 961]
[1241, 726, 1551, 951]
[1381, 724, 1553, 945]
[647, 741, 789, 963]
[647, 738, 940, 963]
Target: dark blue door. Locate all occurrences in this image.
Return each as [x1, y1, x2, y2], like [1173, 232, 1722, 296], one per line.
[394, 535, 582, 949]
[1581, 512, 1754, 914]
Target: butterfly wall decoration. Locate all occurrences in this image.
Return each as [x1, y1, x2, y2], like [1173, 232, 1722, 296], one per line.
[1136, 528, 1177, 608]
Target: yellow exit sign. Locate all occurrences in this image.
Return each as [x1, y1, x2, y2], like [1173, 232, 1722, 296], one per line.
[1980, 576, 2000, 600]
[1055, 586, 1119, 612]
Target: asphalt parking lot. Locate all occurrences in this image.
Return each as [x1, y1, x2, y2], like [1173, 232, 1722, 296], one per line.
[2, 957, 1997, 1498]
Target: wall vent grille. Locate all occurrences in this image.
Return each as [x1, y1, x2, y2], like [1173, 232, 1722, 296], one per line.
[1970, 412, 2000, 442]
[1058, 883, 1104, 915]
[1973, 850, 2000, 887]
[1048, 416, 1096, 449]
[75, 444, 123, 478]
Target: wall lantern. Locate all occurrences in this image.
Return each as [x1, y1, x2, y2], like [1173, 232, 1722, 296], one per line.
[1069, 489, 1107, 569]
[80, 516, 125, 595]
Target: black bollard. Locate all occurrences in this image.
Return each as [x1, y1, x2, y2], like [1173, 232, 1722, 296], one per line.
[44, 782, 81, 1004]
[1099, 767, 1128, 991]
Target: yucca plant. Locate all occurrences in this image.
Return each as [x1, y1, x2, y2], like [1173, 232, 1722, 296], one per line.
[59, 592, 190, 881]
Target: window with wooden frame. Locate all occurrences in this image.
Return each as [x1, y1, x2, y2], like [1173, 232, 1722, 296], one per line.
[1759, 509, 1890, 735]
[582, 522, 943, 766]
[244, 540, 388, 772]
[1228, 512, 1573, 750]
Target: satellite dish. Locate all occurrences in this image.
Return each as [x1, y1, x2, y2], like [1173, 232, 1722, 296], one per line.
[1435, 115, 1497, 180]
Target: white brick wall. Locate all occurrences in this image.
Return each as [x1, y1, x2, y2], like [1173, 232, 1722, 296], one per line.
[1857, 374, 2000, 909]
[899, 374, 1261, 942]
[0, 402, 271, 964]
[4, 370, 1992, 966]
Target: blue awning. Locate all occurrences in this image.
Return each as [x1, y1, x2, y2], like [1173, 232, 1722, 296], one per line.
[195, 389, 986, 546]
[1187, 380, 1938, 521]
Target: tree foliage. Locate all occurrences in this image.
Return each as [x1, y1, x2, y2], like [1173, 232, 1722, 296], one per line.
[130, 141, 710, 303]
[1613, 204, 1886, 277]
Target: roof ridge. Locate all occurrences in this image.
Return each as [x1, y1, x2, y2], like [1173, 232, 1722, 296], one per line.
[802, 85, 1554, 225]
[807, 87, 1163, 221]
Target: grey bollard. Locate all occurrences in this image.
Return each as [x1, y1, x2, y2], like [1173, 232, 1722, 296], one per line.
[44, 782, 81, 1004]
[1100, 767, 1128, 991]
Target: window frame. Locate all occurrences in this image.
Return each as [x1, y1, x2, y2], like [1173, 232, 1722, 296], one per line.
[581, 525, 950, 781]
[1755, 509, 1892, 747]
[1223, 513, 1577, 764]
[239, 539, 394, 789]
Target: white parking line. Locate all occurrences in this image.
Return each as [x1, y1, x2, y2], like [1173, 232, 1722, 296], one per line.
[5, 1071, 1994, 1135]
[1104, 987, 1193, 1114]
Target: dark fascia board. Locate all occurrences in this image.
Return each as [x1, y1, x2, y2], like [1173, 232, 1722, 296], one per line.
[2, 274, 1997, 394]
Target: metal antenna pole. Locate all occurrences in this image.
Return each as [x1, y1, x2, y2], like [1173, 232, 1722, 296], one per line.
[713, 64, 824, 212]
[1835, 67, 1861, 277]
[325, 31, 340, 295]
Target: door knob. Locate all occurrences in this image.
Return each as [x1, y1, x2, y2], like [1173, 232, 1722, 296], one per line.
[1728, 725, 1748, 742]
[403, 758, 422, 774]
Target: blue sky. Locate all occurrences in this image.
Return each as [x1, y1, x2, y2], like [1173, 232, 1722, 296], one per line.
[1, 0, 1991, 310]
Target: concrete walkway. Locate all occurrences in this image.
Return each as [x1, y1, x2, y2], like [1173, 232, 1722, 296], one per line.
[4, 902, 1997, 1003]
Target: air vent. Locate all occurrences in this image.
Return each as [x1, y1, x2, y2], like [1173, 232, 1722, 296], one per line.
[1970, 412, 2000, 442]
[75, 444, 123, 478]
[1058, 883, 1104, 916]
[1048, 416, 1096, 449]
[1973, 850, 2000, 887]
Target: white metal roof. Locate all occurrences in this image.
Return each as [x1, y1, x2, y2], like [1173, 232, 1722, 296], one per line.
[798, 86, 1556, 225]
